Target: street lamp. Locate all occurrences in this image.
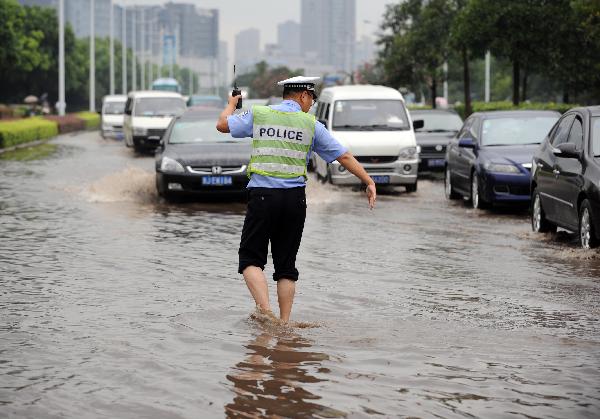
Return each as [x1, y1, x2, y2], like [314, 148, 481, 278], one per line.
[122, 5, 127, 94]
[109, 0, 114, 95]
[132, 7, 136, 91]
[58, 0, 66, 115]
[89, 0, 95, 112]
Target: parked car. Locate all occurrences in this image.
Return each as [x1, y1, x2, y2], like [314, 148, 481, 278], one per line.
[531, 106, 600, 249]
[312, 85, 422, 192]
[445, 110, 560, 208]
[187, 95, 225, 109]
[155, 109, 251, 199]
[410, 109, 463, 172]
[123, 91, 186, 152]
[101, 95, 127, 139]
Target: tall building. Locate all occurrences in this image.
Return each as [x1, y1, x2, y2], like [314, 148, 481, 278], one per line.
[234, 28, 260, 73]
[160, 3, 218, 58]
[218, 40, 229, 87]
[300, 0, 355, 73]
[277, 20, 300, 52]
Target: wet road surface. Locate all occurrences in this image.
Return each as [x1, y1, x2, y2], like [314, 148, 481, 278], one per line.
[1, 131, 600, 418]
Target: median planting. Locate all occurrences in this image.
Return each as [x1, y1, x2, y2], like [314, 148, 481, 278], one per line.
[0, 118, 59, 148]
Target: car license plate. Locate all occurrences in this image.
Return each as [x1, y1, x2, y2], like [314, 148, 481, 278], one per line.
[427, 159, 445, 167]
[371, 175, 390, 184]
[202, 176, 232, 186]
[148, 136, 160, 140]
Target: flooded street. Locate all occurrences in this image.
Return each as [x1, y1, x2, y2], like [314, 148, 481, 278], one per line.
[1, 131, 600, 418]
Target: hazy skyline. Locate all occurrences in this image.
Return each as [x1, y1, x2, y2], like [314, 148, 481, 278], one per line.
[123, 0, 396, 59]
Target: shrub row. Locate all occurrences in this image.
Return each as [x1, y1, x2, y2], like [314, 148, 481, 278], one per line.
[75, 111, 101, 129]
[455, 101, 577, 119]
[0, 118, 59, 148]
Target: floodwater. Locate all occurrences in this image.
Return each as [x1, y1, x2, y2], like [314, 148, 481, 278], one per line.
[1, 131, 599, 418]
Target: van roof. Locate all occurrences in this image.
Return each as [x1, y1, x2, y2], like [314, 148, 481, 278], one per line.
[127, 90, 183, 99]
[103, 94, 127, 102]
[320, 85, 404, 101]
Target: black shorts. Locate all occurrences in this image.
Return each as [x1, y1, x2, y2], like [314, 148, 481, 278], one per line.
[238, 187, 306, 281]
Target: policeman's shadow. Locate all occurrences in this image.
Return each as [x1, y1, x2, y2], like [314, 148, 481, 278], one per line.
[224, 331, 345, 418]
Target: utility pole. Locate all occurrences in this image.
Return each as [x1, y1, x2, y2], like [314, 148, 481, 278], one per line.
[132, 8, 137, 91]
[140, 8, 145, 90]
[443, 61, 448, 104]
[58, 0, 66, 115]
[89, 0, 95, 112]
[485, 50, 491, 102]
[109, 0, 114, 95]
[122, 6, 127, 94]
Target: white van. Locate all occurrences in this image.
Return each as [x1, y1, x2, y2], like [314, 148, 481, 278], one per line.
[123, 91, 186, 152]
[313, 85, 421, 192]
[101, 95, 127, 139]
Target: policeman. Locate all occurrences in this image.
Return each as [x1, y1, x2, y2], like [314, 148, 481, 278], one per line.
[216, 76, 376, 323]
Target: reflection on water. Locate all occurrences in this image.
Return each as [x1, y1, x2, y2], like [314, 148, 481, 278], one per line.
[225, 327, 344, 418]
[1, 132, 600, 417]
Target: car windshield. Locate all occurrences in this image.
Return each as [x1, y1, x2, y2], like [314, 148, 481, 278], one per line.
[134, 98, 185, 117]
[103, 102, 125, 114]
[593, 117, 600, 157]
[168, 119, 242, 144]
[413, 112, 462, 132]
[332, 100, 410, 130]
[481, 116, 559, 146]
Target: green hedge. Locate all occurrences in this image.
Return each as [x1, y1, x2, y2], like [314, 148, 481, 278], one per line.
[75, 111, 101, 129]
[0, 118, 59, 148]
[455, 101, 578, 119]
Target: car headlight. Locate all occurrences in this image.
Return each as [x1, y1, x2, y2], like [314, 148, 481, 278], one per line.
[485, 163, 520, 173]
[160, 156, 185, 173]
[133, 127, 147, 136]
[399, 146, 418, 160]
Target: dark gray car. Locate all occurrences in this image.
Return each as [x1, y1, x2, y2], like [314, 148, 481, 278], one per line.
[155, 109, 251, 199]
[411, 109, 463, 172]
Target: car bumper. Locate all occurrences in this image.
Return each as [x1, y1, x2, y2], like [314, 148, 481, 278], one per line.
[481, 171, 531, 203]
[329, 159, 418, 185]
[102, 126, 124, 138]
[157, 172, 249, 195]
[134, 136, 162, 150]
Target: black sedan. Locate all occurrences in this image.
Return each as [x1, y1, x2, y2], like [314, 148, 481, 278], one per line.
[531, 106, 600, 249]
[445, 110, 560, 209]
[155, 109, 251, 199]
[411, 109, 463, 172]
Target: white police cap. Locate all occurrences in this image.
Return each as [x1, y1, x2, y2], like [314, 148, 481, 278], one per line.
[277, 76, 320, 91]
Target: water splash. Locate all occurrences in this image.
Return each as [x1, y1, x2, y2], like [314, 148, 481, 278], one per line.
[83, 166, 156, 204]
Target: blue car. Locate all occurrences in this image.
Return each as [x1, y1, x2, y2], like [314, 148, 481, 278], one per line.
[444, 110, 560, 209]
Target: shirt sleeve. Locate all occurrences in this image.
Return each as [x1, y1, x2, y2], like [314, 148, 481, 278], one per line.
[227, 110, 253, 138]
[312, 121, 347, 163]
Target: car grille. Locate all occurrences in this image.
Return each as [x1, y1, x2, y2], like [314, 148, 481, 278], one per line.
[188, 165, 247, 174]
[419, 145, 446, 157]
[355, 156, 398, 164]
[147, 129, 165, 138]
[494, 185, 530, 196]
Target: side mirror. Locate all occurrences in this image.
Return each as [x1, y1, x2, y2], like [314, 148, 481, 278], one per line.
[413, 119, 424, 130]
[458, 137, 476, 149]
[553, 142, 581, 159]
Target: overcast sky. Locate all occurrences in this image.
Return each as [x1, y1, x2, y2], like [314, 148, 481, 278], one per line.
[124, 0, 396, 58]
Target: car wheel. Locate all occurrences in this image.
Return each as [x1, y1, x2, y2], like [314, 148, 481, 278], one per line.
[406, 181, 417, 193]
[444, 167, 460, 200]
[531, 189, 556, 233]
[470, 172, 487, 209]
[579, 199, 599, 249]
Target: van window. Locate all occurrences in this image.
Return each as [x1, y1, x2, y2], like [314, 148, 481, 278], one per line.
[134, 97, 185, 117]
[103, 101, 126, 115]
[124, 98, 133, 115]
[332, 100, 409, 130]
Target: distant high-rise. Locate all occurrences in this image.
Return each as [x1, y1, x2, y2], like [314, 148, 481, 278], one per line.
[277, 20, 300, 52]
[234, 28, 260, 73]
[160, 3, 218, 58]
[300, 0, 355, 73]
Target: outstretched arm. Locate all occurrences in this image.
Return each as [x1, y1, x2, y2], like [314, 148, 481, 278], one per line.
[216, 95, 242, 133]
[336, 152, 377, 209]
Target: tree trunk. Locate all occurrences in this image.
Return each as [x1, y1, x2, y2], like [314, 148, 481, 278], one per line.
[522, 69, 528, 102]
[462, 46, 472, 116]
[512, 59, 520, 105]
[431, 77, 437, 109]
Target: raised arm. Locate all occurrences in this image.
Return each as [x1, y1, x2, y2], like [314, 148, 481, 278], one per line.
[336, 151, 377, 209]
[216, 95, 242, 133]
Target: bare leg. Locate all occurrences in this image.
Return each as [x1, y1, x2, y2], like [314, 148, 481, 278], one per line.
[277, 279, 296, 322]
[243, 266, 271, 312]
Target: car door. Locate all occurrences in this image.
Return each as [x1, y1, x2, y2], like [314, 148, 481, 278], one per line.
[538, 113, 575, 223]
[553, 114, 584, 229]
[455, 116, 478, 191]
[447, 117, 473, 193]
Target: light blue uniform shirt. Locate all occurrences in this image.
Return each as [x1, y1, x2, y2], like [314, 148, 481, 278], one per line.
[227, 100, 347, 188]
